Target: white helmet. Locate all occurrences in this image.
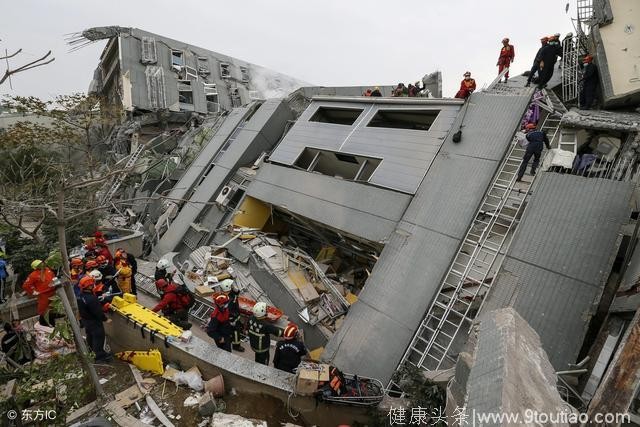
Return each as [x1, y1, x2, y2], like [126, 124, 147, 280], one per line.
[252, 302, 267, 318]
[157, 259, 171, 270]
[219, 279, 234, 293]
[89, 270, 103, 281]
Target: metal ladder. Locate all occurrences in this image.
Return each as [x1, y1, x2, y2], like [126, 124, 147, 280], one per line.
[189, 299, 215, 324]
[399, 100, 564, 372]
[100, 143, 146, 205]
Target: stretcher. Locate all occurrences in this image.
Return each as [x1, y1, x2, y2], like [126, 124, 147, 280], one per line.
[315, 371, 385, 407]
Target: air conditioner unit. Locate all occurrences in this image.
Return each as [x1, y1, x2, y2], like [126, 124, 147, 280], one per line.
[216, 185, 236, 206]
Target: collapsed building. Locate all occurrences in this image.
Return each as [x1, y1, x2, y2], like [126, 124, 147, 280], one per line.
[9, 0, 637, 422]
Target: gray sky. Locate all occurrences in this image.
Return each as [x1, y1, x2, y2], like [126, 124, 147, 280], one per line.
[2, 0, 575, 100]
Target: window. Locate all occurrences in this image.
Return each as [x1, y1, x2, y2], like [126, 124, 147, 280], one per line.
[367, 109, 439, 131]
[220, 63, 231, 78]
[294, 148, 381, 182]
[309, 107, 363, 126]
[204, 83, 219, 112]
[171, 50, 184, 71]
[141, 37, 157, 64]
[240, 66, 250, 82]
[185, 65, 198, 81]
[178, 80, 193, 105]
[197, 57, 210, 77]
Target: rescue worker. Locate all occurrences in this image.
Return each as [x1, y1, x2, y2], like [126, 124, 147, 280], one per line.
[155, 259, 174, 283]
[97, 255, 118, 292]
[497, 38, 515, 82]
[370, 87, 382, 97]
[536, 35, 562, 89]
[114, 249, 132, 294]
[93, 232, 114, 265]
[151, 279, 192, 330]
[526, 37, 549, 87]
[70, 257, 84, 283]
[455, 72, 476, 99]
[248, 302, 282, 365]
[273, 323, 308, 373]
[77, 276, 113, 362]
[579, 54, 598, 110]
[219, 279, 244, 352]
[206, 294, 233, 352]
[516, 126, 551, 182]
[78, 259, 100, 297]
[22, 260, 56, 326]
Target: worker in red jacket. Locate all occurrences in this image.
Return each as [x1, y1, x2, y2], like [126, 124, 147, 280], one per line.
[151, 279, 192, 329]
[22, 260, 56, 325]
[455, 71, 476, 99]
[497, 37, 515, 82]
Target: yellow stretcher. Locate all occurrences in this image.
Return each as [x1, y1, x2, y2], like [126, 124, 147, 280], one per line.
[110, 293, 184, 338]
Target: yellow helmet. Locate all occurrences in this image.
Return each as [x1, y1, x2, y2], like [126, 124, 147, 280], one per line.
[31, 260, 44, 270]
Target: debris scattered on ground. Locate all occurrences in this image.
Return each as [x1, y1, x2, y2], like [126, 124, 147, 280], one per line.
[183, 395, 200, 407]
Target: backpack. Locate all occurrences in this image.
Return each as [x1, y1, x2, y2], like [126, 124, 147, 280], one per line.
[173, 285, 195, 310]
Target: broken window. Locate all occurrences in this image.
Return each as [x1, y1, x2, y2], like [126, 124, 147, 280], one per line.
[230, 88, 242, 108]
[140, 37, 157, 64]
[240, 66, 250, 82]
[185, 65, 198, 81]
[367, 109, 440, 131]
[171, 50, 184, 71]
[145, 66, 166, 109]
[294, 148, 381, 181]
[204, 83, 219, 113]
[220, 63, 231, 78]
[309, 107, 363, 126]
[197, 57, 210, 77]
[178, 80, 193, 105]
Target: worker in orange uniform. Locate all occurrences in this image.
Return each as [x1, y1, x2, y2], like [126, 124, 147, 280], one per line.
[455, 72, 476, 99]
[497, 37, 515, 82]
[22, 260, 56, 326]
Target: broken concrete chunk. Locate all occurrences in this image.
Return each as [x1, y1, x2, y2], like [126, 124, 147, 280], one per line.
[198, 392, 217, 417]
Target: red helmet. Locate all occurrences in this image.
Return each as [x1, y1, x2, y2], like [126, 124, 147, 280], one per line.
[70, 258, 83, 267]
[79, 276, 96, 290]
[155, 279, 169, 291]
[93, 283, 105, 295]
[283, 324, 298, 340]
[96, 255, 107, 264]
[85, 260, 98, 270]
[583, 54, 594, 63]
[525, 123, 537, 130]
[214, 294, 229, 307]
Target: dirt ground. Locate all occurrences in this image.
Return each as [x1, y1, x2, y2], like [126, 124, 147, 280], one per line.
[82, 359, 306, 426]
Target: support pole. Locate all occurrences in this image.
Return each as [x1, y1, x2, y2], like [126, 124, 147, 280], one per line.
[54, 280, 105, 398]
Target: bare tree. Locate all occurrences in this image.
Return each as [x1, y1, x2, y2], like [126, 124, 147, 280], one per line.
[0, 47, 55, 87]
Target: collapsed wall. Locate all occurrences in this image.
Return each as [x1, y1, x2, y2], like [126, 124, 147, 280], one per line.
[448, 308, 572, 426]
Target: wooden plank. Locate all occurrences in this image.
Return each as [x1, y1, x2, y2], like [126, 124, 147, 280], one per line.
[114, 385, 144, 408]
[288, 269, 320, 302]
[66, 401, 98, 424]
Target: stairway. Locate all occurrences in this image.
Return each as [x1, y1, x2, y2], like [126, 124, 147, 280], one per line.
[398, 99, 564, 372]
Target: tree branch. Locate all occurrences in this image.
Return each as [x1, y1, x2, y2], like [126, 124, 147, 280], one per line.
[0, 50, 55, 86]
[0, 210, 43, 243]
